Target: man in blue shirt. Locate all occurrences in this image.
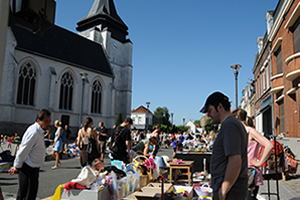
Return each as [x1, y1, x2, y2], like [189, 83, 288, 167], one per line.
[9, 109, 51, 200]
[178, 132, 184, 151]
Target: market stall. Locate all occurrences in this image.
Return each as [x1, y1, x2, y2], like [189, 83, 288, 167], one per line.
[175, 151, 212, 173]
[50, 155, 213, 200]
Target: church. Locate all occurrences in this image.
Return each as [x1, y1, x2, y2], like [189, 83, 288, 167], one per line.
[0, 0, 133, 135]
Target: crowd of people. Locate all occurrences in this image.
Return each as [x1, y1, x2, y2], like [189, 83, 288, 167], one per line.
[4, 91, 278, 200]
[131, 127, 217, 158]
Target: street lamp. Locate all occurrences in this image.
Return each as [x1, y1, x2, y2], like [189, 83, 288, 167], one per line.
[183, 117, 185, 132]
[146, 102, 150, 132]
[171, 113, 174, 125]
[80, 72, 88, 128]
[230, 64, 242, 109]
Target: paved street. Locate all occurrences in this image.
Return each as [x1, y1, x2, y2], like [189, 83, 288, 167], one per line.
[1, 143, 300, 199]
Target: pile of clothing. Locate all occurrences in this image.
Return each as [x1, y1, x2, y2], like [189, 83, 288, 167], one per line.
[52, 165, 134, 200]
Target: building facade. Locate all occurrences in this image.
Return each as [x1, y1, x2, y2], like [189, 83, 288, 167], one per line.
[252, 15, 273, 136]
[0, 0, 133, 135]
[268, 0, 300, 156]
[241, 80, 255, 119]
[184, 120, 203, 134]
[131, 105, 155, 131]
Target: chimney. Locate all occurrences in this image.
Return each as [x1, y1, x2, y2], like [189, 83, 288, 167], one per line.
[266, 11, 274, 35]
[257, 37, 264, 53]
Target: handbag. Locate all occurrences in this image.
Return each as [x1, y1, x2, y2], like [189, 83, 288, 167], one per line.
[132, 155, 153, 187]
[87, 134, 100, 160]
[285, 154, 298, 173]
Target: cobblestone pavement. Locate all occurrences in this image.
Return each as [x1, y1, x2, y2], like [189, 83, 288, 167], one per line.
[280, 172, 300, 197]
[258, 166, 300, 200]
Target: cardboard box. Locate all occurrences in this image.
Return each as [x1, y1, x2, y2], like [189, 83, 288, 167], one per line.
[60, 186, 110, 200]
[131, 183, 173, 200]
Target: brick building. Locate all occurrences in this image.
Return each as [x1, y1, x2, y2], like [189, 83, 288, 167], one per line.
[269, 0, 300, 156]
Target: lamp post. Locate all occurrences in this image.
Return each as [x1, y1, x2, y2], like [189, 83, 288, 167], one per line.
[171, 113, 174, 125]
[183, 117, 185, 132]
[146, 102, 150, 132]
[230, 64, 242, 109]
[80, 72, 88, 128]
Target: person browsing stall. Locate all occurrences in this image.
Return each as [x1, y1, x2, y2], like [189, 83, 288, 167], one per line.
[131, 136, 158, 158]
[200, 92, 248, 200]
[109, 118, 133, 164]
[233, 109, 273, 200]
[96, 122, 108, 162]
[77, 117, 98, 167]
[63, 124, 72, 151]
[151, 125, 160, 156]
[51, 120, 63, 169]
[9, 109, 51, 200]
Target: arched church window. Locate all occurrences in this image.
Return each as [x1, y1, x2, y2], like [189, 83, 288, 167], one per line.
[16, 62, 36, 105]
[91, 80, 102, 114]
[59, 72, 73, 110]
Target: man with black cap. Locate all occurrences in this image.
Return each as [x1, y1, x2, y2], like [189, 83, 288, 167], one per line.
[200, 91, 248, 200]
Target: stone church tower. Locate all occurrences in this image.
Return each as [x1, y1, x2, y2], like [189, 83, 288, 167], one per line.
[76, 0, 133, 119]
[0, 0, 132, 135]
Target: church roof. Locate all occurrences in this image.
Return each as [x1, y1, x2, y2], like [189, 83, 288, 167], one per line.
[11, 25, 114, 77]
[76, 0, 128, 43]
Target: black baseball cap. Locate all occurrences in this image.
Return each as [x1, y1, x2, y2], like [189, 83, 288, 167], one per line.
[200, 92, 229, 113]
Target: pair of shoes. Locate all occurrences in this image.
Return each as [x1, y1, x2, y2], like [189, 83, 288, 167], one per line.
[51, 166, 58, 170]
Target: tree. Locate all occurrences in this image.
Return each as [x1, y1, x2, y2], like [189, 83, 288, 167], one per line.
[194, 120, 201, 127]
[115, 113, 122, 126]
[154, 124, 170, 133]
[204, 117, 218, 134]
[176, 125, 188, 133]
[154, 107, 171, 127]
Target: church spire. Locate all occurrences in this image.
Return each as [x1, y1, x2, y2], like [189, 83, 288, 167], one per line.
[76, 0, 128, 42]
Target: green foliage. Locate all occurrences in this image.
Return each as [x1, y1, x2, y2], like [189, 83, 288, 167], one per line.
[176, 125, 188, 133]
[153, 124, 170, 133]
[115, 113, 122, 126]
[171, 125, 177, 133]
[194, 120, 201, 127]
[154, 107, 171, 127]
[204, 117, 218, 133]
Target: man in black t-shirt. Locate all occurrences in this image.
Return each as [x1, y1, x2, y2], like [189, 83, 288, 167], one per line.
[110, 117, 133, 164]
[96, 122, 108, 161]
[200, 92, 248, 200]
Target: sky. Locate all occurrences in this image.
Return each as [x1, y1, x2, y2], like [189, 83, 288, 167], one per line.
[55, 0, 278, 125]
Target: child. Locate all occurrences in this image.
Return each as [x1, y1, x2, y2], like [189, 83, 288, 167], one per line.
[172, 137, 177, 158]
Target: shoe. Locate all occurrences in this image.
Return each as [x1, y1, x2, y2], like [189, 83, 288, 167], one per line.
[58, 162, 62, 166]
[51, 166, 58, 170]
